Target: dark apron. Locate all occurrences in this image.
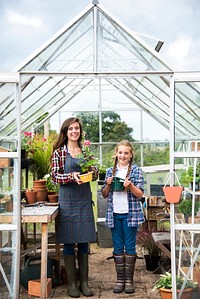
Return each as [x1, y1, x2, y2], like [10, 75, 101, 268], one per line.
[56, 152, 96, 244]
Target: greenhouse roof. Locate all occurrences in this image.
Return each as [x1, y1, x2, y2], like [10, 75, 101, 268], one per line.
[0, 1, 200, 139]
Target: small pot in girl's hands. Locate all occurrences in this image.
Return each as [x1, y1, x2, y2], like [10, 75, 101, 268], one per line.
[111, 177, 124, 191]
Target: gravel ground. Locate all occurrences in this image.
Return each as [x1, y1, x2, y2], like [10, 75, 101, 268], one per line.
[19, 243, 161, 299]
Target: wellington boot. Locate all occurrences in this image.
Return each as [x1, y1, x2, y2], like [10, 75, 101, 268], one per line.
[63, 255, 80, 298]
[78, 253, 93, 297]
[124, 253, 136, 293]
[113, 254, 125, 293]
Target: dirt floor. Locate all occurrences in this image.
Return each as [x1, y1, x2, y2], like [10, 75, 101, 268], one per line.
[19, 243, 161, 299]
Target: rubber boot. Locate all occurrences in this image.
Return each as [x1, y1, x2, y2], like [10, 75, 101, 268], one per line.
[113, 253, 125, 293]
[63, 255, 80, 298]
[78, 253, 93, 297]
[124, 253, 136, 293]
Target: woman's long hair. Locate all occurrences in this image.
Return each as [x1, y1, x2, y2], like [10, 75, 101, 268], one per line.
[112, 140, 134, 178]
[52, 117, 83, 152]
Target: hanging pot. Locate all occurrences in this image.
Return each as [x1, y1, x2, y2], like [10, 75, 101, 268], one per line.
[163, 171, 183, 203]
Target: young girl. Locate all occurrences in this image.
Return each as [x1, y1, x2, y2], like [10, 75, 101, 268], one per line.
[101, 140, 145, 294]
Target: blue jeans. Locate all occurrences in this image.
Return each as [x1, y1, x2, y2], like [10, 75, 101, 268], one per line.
[111, 213, 138, 255]
[63, 243, 88, 256]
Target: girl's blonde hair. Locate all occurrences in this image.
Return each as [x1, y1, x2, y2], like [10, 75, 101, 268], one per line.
[112, 140, 134, 178]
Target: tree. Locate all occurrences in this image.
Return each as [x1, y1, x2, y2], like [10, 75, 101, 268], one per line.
[74, 112, 134, 142]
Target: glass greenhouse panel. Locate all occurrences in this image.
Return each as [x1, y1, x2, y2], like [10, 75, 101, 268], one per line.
[20, 11, 94, 72]
[0, 83, 18, 137]
[174, 82, 200, 141]
[0, 231, 18, 298]
[174, 227, 200, 297]
[97, 10, 171, 72]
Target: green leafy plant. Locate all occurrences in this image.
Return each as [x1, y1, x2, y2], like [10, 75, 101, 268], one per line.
[43, 173, 59, 193]
[99, 165, 106, 174]
[180, 166, 199, 187]
[177, 199, 200, 216]
[153, 271, 197, 290]
[28, 132, 57, 179]
[76, 137, 99, 173]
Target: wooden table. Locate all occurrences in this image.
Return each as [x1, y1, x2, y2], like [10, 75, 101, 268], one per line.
[0, 204, 59, 299]
[152, 232, 171, 273]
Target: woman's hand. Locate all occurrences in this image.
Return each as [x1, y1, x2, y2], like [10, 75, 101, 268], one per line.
[73, 172, 83, 185]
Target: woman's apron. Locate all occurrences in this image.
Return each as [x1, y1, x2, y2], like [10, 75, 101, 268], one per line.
[56, 152, 96, 244]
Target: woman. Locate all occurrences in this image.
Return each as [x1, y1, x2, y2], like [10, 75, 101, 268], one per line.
[51, 117, 98, 298]
[101, 140, 145, 294]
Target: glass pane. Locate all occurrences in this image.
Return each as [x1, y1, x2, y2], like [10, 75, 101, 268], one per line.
[0, 83, 18, 136]
[0, 231, 17, 298]
[175, 81, 200, 142]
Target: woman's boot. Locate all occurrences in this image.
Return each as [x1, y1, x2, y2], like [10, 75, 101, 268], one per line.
[124, 253, 136, 293]
[63, 255, 80, 298]
[113, 253, 125, 293]
[78, 253, 93, 296]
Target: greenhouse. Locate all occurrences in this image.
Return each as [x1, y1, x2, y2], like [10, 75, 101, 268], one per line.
[0, 1, 200, 298]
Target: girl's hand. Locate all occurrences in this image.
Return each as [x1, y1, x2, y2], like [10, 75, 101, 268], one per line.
[106, 176, 113, 185]
[124, 178, 132, 189]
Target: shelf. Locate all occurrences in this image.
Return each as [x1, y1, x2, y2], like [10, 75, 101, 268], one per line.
[184, 187, 200, 196]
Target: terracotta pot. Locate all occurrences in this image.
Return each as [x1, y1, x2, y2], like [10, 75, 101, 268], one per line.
[33, 186, 47, 190]
[6, 201, 13, 212]
[48, 194, 58, 203]
[33, 180, 47, 187]
[35, 189, 47, 202]
[25, 190, 37, 204]
[163, 186, 183, 203]
[159, 287, 193, 299]
[188, 216, 200, 224]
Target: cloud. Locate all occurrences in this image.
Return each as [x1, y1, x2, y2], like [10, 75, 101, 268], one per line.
[6, 10, 43, 28]
[167, 35, 192, 61]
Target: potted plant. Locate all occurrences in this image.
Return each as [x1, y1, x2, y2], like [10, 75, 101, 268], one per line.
[43, 173, 59, 203]
[98, 165, 106, 181]
[28, 132, 57, 180]
[153, 271, 197, 299]
[180, 166, 199, 190]
[76, 136, 99, 183]
[177, 199, 200, 222]
[137, 227, 161, 271]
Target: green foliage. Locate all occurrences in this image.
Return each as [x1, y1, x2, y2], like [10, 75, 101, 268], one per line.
[28, 132, 57, 179]
[153, 272, 197, 290]
[143, 144, 170, 166]
[74, 112, 134, 143]
[43, 173, 59, 193]
[99, 165, 106, 174]
[76, 137, 99, 173]
[179, 166, 194, 187]
[177, 199, 200, 216]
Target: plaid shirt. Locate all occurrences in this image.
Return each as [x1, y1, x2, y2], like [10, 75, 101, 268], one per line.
[51, 145, 98, 184]
[101, 164, 145, 228]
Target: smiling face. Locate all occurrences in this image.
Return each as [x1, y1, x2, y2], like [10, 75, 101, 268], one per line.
[116, 145, 132, 168]
[67, 121, 81, 142]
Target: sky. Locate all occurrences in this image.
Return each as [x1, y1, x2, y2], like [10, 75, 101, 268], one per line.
[0, 0, 200, 72]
